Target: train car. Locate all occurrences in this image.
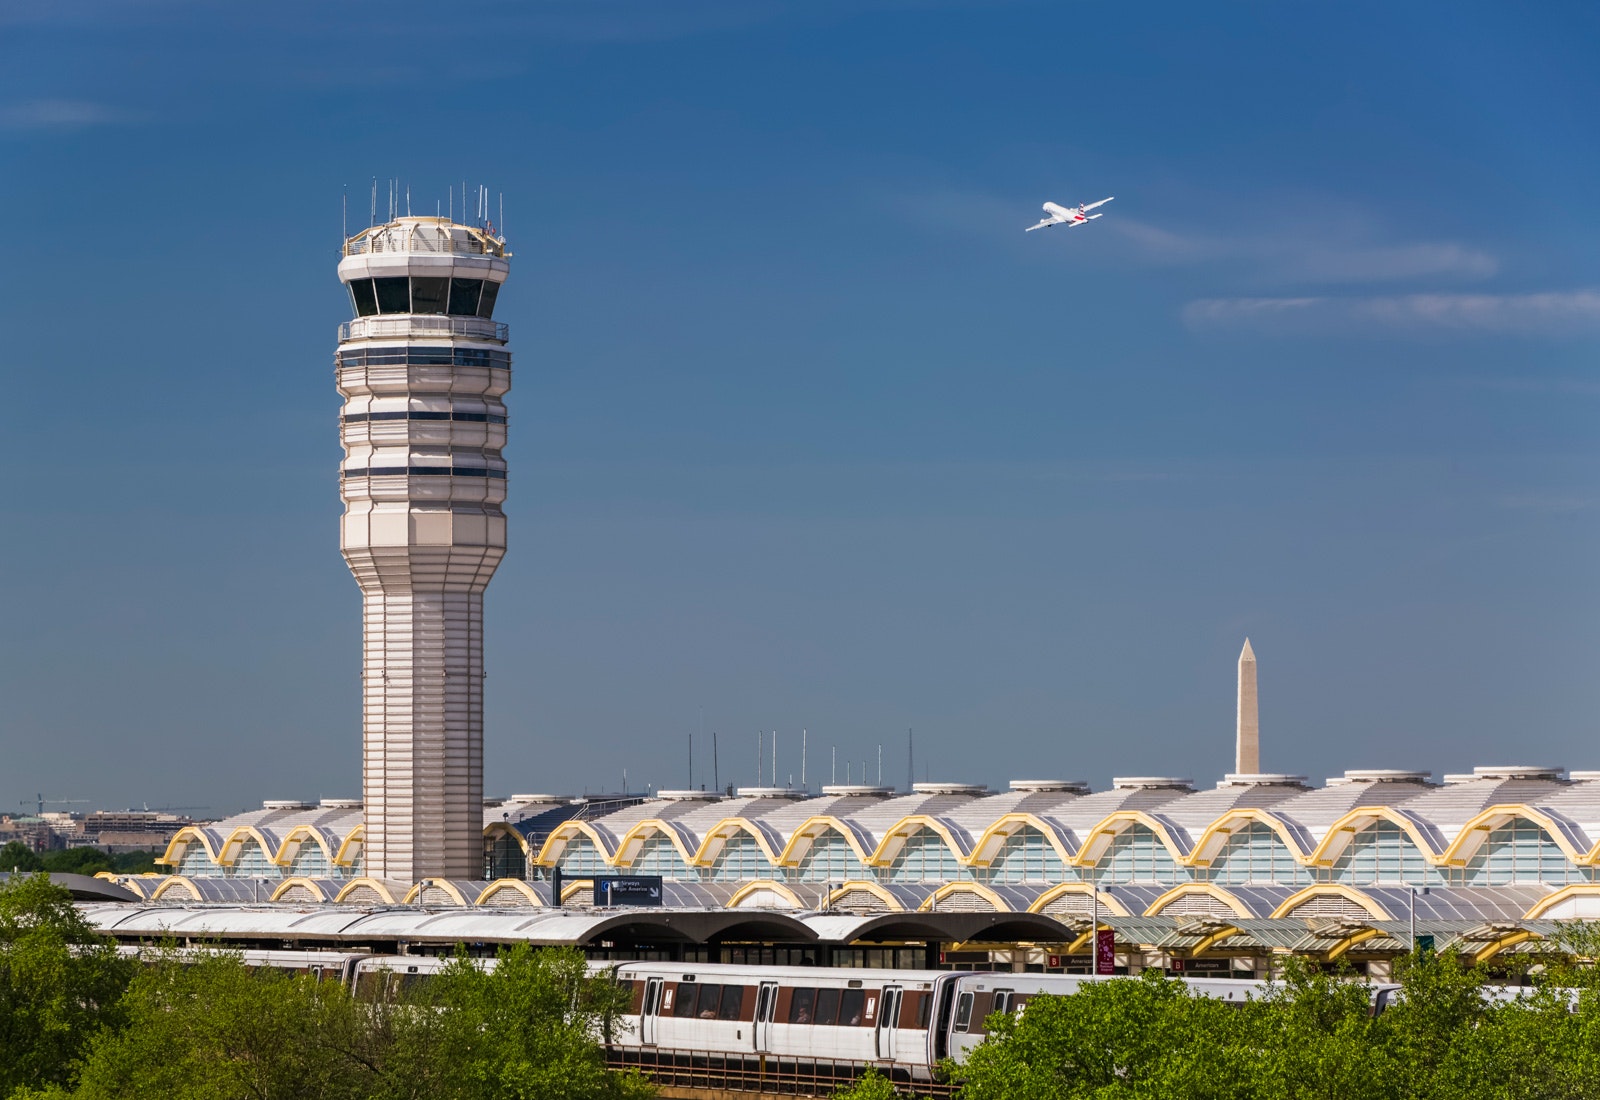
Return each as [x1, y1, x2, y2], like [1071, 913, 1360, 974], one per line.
[610, 961, 964, 1083]
[942, 972, 1287, 1063]
[115, 944, 374, 986]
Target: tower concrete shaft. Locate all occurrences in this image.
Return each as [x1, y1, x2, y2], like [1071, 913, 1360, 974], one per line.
[335, 217, 511, 883]
[1236, 638, 1259, 774]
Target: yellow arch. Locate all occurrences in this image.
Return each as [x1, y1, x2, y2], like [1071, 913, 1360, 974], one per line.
[776, 816, 876, 868]
[401, 880, 473, 906]
[215, 825, 277, 868]
[1438, 805, 1589, 868]
[149, 876, 204, 902]
[727, 880, 805, 908]
[561, 878, 594, 904]
[967, 813, 1076, 869]
[1325, 927, 1383, 962]
[827, 880, 905, 911]
[613, 820, 698, 869]
[274, 825, 337, 869]
[482, 821, 533, 856]
[94, 872, 150, 898]
[533, 820, 616, 868]
[919, 881, 1010, 912]
[692, 819, 785, 868]
[1190, 925, 1247, 956]
[158, 826, 220, 869]
[333, 825, 364, 869]
[1524, 883, 1600, 919]
[1307, 807, 1448, 868]
[1269, 883, 1394, 921]
[1073, 811, 1189, 869]
[1473, 929, 1540, 965]
[333, 877, 400, 904]
[475, 879, 545, 906]
[1027, 882, 1130, 917]
[1188, 809, 1314, 868]
[269, 877, 334, 903]
[869, 815, 969, 868]
[1144, 883, 1254, 919]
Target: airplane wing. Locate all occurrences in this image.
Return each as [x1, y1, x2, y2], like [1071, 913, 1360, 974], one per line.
[1080, 196, 1114, 213]
[1025, 217, 1056, 232]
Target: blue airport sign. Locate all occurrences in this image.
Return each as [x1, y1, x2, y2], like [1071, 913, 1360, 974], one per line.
[593, 876, 665, 907]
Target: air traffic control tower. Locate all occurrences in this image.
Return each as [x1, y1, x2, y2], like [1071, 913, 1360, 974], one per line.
[335, 217, 511, 883]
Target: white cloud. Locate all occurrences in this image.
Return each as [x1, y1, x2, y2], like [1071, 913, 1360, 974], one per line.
[1184, 289, 1600, 337]
[0, 99, 142, 131]
[1108, 219, 1498, 284]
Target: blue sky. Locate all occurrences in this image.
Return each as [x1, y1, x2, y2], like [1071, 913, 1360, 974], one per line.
[2, 1, 1598, 815]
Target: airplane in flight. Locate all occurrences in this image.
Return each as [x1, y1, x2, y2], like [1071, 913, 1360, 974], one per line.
[1026, 196, 1114, 232]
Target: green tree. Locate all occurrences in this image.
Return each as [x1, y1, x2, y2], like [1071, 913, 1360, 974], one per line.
[1253, 960, 1397, 1100]
[0, 841, 44, 873]
[831, 1067, 899, 1100]
[73, 948, 386, 1100]
[37, 849, 114, 877]
[0, 874, 134, 1098]
[386, 944, 653, 1100]
[954, 971, 1265, 1100]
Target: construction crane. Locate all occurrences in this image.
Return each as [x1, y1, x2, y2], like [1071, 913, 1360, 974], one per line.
[23, 794, 91, 816]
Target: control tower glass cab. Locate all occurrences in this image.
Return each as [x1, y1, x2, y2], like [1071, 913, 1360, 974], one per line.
[335, 217, 511, 884]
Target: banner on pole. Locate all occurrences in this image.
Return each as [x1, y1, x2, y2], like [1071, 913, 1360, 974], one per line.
[1095, 928, 1116, 975]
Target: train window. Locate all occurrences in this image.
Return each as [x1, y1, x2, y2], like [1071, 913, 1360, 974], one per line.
[718, 985, 744, 1021]
[696, 983, 723, 1019]
[917, 992, 932, 1028]
[839, 988, 866, 1027]
[354, 971, 387, 1002]
[789, 988, 816, 1024]
[953, 992, 974, 1032]
[993, 990, 1013, 1014]
[815, 987, 840, 1026]
[673, 983, 697, 1018]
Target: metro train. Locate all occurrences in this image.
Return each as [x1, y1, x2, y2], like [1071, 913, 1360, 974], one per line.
[121, 946, 1399, 1084]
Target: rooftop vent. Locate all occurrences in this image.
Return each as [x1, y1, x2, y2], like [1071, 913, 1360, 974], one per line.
[262, 800, 313, 811]
[820, 785, 896, 797]
[734, 786, 808, 799]
[1112, 777, 1194, 791]
[653, 789, 723, 801]
[1568, 771, 1600, 783]
[318, 798, 363, 809]
[1009, 780, 1090, 793]
[912, 782, 988, 796]
[1471, 766, 1565, 782]
[1329, 769, 1432, 786]
[507, 794, 561, 803]
[1218, 773, 1309, 789]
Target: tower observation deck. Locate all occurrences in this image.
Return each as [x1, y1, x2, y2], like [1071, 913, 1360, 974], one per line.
[335, 217, 512, 883]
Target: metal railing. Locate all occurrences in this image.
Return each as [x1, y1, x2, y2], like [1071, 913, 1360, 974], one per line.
[606, 1046, 956, 1098]
[338, 316, 509, 343]
[342, 234, 507, 258]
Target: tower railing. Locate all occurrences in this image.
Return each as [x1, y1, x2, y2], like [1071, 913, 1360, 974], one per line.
[339, 316, 509, 343]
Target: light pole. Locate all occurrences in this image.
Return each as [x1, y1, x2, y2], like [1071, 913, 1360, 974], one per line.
[1409, 885, 1431, 952]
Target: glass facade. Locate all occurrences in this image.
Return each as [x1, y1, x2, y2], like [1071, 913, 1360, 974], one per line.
[1096, 825, 1183, 885]
[1208, 821, 1315, 886]
[1328, 822, 1451, 887]
[793, 831, 868, 883]
[345, 277, 502, 319]
[982, 826, 1072, 884]
[885, 828, 971, 884]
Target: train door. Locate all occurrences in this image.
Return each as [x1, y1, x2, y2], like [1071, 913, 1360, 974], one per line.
[875, 986, 902, 1062]
[641, 978, 663, 1046]
[754, 982, 779, 1052]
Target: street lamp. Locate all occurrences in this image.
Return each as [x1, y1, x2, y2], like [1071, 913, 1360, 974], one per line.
[1409, 885, 1431, 952]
